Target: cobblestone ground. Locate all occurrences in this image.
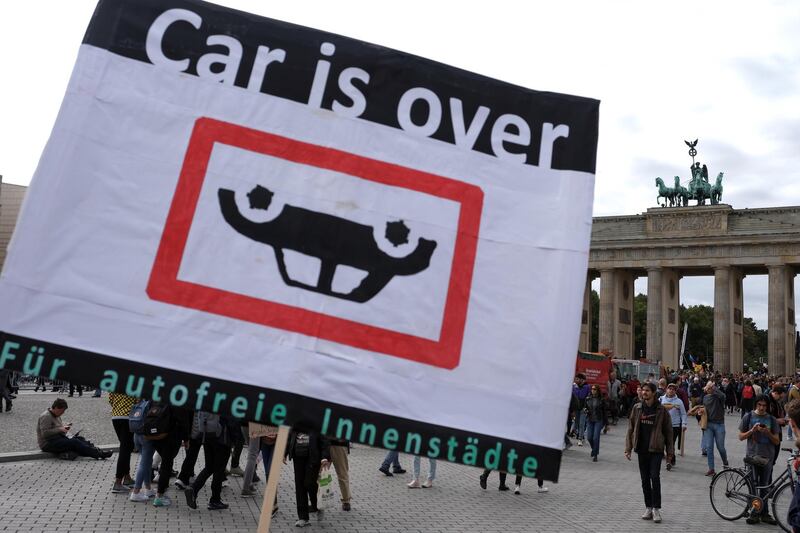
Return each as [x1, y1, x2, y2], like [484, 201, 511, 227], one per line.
[0, 393, 794, 532]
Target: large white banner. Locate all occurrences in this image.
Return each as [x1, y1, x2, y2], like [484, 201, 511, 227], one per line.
[0, 0, 598, 480]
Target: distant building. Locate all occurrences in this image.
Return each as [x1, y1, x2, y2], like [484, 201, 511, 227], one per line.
[0, 177, 27, 271]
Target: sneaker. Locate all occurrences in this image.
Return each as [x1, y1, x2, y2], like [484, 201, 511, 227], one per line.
[762, 514, 777, 525]
[479, 475, 487, 490]
[577, 440, 583, 446]
[111, 482, 131, 494]
[393, 468, 407, 474]
[705, 469, 715, 477]
[722, 462, 730, 469]
[145, 489, 157, 498]
[342, 502, 351, 511]
[153, 495, 172, 507]
[122, 476, 135, 487]
[378, 466, 393, 477]
[208, 500, 229, 511]
[498, 484, 510, 491]
[642, 508, 653, 520]
[129, 491, 149, 502]
[514, 485, 521, 495]
[221, 480, 229, 488]
[652, 509, 662, 523]
[174, 479, 188, 490]
[184, 487, 197, 510]
[229, 466, 244, 477]
[746, 514, 761, 525]
[666, 463, 672, 471]
[422, 479, 433, 488]
[295, 520, 310, 527]
[407, 479, 421, 488]
[241, 487, 257, 497]
[592, 456, 598, 462]
[538, 486, 549, 493]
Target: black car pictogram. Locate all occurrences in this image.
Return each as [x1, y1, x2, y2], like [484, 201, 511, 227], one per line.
[218, 186, 437, 303]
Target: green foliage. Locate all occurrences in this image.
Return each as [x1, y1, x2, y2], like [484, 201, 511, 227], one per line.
[678, 304, 714, 363]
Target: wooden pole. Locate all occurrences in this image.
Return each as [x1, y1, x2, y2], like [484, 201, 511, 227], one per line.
[257, 425, 290, 533]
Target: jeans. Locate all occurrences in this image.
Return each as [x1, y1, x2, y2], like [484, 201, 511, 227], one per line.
[413, 455, 437, 481]
[586, 420, 603, 457]
[133, 435, 155, 490]
[380, 451, 402, 470]
[41, 434, 99, 458]
[574, 410, 587, 440]
[751, 461, 775, 514]
[637, 451, 663, 509]
[243, 438, 274, 490]
[703, 422, 728, 470]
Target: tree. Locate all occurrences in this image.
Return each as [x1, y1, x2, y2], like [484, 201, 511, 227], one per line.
[679, 304, 714, 364]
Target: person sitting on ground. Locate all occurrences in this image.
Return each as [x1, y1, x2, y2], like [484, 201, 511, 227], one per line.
[37, 398, 112, 459]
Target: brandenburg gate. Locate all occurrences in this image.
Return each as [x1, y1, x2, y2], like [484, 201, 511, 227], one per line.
[579, 204, 800, 375]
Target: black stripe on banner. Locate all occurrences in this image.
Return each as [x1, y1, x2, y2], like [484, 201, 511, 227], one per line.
[82, 0, 599, 174]
[0, 331, 562, 481]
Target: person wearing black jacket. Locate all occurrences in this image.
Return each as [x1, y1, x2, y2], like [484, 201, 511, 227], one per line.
[185, 412, 238, 511]
[584, 385, 607, 462]
[285, 429, 331, 527]
[151, 404, 192, 507]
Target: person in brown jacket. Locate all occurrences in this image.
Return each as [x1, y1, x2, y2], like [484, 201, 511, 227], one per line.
[625, 382, 674, 524]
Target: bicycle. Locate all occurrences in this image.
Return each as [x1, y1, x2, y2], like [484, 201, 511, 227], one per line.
[709, 447, 800, 532]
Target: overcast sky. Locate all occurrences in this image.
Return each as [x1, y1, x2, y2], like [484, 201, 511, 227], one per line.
[1, 0, 798, 330]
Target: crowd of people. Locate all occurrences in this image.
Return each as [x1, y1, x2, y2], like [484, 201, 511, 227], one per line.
[571, 366, 800, 527]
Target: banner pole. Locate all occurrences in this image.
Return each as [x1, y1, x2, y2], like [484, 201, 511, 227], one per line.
[257, 425, 290, 533]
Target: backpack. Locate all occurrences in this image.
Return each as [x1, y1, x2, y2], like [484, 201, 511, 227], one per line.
[192, 411, 223, 442]
[128, 399, 151, 434]
[142, 403, 171, 440]
[742, 386, 754, 400]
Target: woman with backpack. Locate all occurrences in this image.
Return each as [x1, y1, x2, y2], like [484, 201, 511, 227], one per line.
[184, 411, 237, 511]
[128, 399, 157, 503]
[740, 380, 756, 418]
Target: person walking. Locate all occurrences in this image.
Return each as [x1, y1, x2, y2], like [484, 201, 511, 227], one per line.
[407, 455, 436, 489]
[108, 393, 138, 493]
[329, 438, 353, 510]
[572, 374, 590, 445]
[184, 412, 234, 511]
[702, 380, 729, 476]
[659, 383, 687, 470]
[378, 450, 405, 476]
[0, 369, 12, 412]
[584, 385, 606, 461]
[285, 429, 330, 528]
[625, 382, 674, 524]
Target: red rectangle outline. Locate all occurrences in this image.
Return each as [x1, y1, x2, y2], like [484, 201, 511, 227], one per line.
[147, 117, 483, 369]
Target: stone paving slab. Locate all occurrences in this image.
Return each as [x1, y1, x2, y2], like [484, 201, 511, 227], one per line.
[0, 405, 793, 532]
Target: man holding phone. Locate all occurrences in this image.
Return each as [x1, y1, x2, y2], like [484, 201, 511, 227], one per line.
[739, 394, 780, 525]
[37, 398, 112, 459]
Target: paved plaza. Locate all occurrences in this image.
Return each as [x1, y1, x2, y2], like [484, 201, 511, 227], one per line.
[0, 391, 793, 532]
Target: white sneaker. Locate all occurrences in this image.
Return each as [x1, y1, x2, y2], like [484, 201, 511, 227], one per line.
[642, 508, 653, 520]
[537, 486, 549, 493]
[407, 479, 421, 488]
[129, 491, 149, 502]
[514, 485, 521, 495]
[295, 519, 310, 527]
[145, 489, 157, 498]
[577, 440, 583, 446]
[652, 509, 662, 523]
[421, 479, 433, 488]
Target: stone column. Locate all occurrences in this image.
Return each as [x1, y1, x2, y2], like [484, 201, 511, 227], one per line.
[579, 276, 594, 352]
[787, 268, 797, 376]
[599, 269, 615, 354]
[661, 270, 681, 371]
[714, 267, 731, 373]
[646, 268, 663, 362]
[769, 265, 788, 374]
[729, 268, 744, 373]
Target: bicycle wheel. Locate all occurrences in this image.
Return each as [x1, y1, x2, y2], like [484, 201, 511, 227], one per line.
[771, 481, 794, 532]
[710, 468, 754, 520]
